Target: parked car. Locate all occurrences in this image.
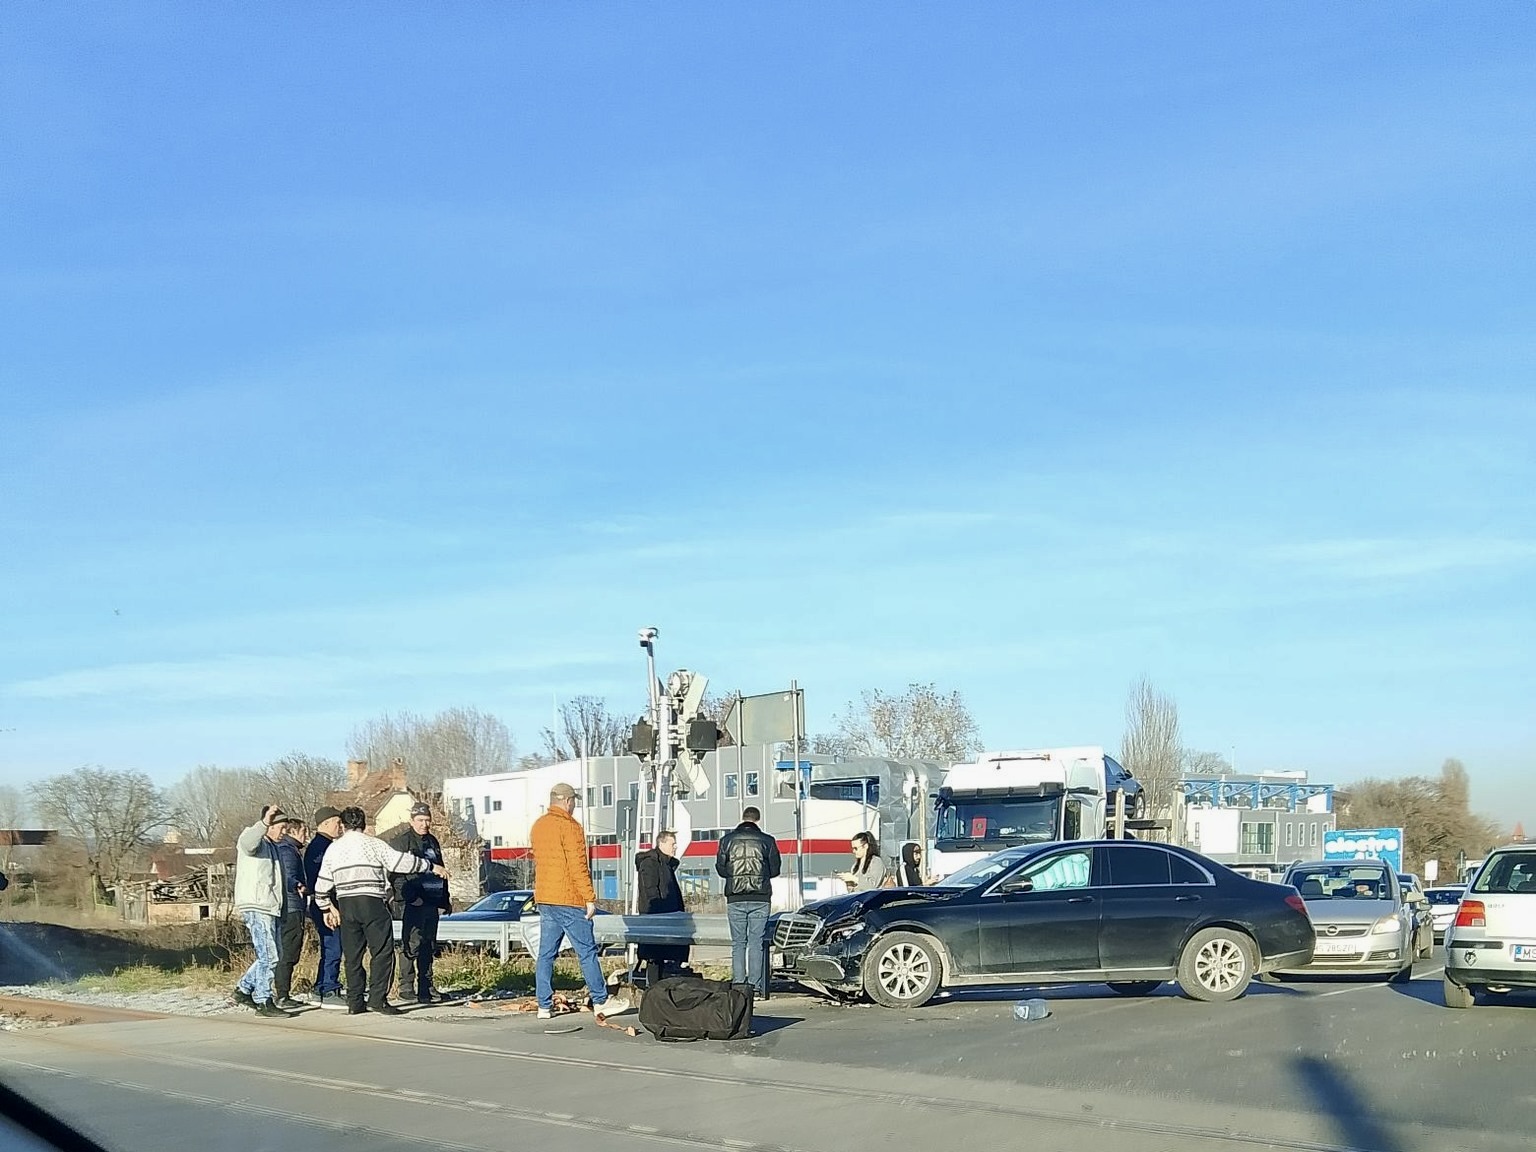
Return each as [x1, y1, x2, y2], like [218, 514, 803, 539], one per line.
[1275, 860, 1415, 982]
[1443, 846, 1536, 1009]
[1424, 885, 1467, 942]
[1397, 873, 1435, 958]
[1103, 755, 1144, 820]
[442, 889, 534, 922]
[770, 840, 1314, 1008]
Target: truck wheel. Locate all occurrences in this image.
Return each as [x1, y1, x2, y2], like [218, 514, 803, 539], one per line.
[1442, 976, 1475, 1009]
[1177, 928, 1254, 1002]
[1107, 981, 1162, 997]
[861, 931, 942, 1009]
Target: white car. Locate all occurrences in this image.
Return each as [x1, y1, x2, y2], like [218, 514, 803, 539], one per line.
[1423, 885, 1466, 942]
[1443, 846, 1536, 1008]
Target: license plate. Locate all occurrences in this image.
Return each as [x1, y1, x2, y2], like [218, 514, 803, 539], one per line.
[1513, 945, 1536, 962]
[1314, 938, 1358, 956]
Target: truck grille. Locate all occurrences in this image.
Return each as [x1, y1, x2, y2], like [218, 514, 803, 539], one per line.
[773, 914, 821, 950]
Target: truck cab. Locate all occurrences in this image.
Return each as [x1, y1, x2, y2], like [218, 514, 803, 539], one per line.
[929, 747, 1112, 879]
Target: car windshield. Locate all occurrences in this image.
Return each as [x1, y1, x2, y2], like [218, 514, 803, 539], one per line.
[1425, 888, 1464, 905]
[933, 847, 1036, 888]
[934, 796, 1060, 846]
[469, 892, 526, 913]
[1286, 864, 1394, 900]
[1470, 851, 1536, 895]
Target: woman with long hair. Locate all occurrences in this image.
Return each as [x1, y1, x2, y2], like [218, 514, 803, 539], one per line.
[838, 831, 886, 892]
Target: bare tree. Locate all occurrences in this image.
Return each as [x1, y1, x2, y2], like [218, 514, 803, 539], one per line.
[541, 696, 631, 761]
[348, 707, 516, 792]
[700, 688, 743, 746]
[1120, 677, 1182, 814]
[821, 683, 982, 762]
[29, 767, 176, 901]
[258, 753, 347, 825]
[1339, 758, 1502, 876]
[1180, 749, 1231, 777]
[169, 765, 265, 846]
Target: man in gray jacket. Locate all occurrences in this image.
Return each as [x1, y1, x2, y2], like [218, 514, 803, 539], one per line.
[233, 804, 298, 1019]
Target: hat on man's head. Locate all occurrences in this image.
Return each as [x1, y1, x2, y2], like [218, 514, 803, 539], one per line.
[410, 802, 432, 818]
[549, 782, 578, 802]
[313, 806, 342, 825]
[264, 806, 289, 826]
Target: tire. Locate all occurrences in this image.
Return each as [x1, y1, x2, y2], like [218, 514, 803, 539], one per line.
[1107, 981, 1162, 997]
[1442, 976, 1475, 1009]
[860, 931, 943, 1009]
[1389, 962, 1413, 984]
[1177, 928, 1254, 1002]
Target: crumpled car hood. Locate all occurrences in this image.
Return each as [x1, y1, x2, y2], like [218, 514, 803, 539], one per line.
[802, 886, 961, 924]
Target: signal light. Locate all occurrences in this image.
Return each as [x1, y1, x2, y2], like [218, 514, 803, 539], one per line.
[1285, 894, 1309, 916]
[1454, 900, 1486, 928]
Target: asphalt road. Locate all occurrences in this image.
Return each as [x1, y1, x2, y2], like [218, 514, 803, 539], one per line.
[3, 965, 1533, 1152]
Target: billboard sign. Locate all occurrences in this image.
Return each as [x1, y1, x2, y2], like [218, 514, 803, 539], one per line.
[1323, 827, 1405, 873]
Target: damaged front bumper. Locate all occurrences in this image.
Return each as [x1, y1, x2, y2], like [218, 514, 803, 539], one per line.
[775, 924, 872, 991]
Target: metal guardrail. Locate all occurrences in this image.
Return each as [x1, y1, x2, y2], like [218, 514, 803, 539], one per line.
[394, 911, 738, 956]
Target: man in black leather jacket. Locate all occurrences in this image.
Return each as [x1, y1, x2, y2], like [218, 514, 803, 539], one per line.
[715, 807, 782, 994]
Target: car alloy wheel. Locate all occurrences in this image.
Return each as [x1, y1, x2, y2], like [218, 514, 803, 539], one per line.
[1178, 927, 1255, 1002]
[861, 930, 942, 1009]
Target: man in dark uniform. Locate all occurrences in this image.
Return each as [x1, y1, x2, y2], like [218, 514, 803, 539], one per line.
[388, 802, 451, 1003]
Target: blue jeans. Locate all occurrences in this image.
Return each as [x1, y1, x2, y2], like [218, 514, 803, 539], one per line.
[237, 910, 279, 1003]
[535, 904, 608, 1011]
[309, 904, 343, 997]
[727, 900, 770, 994]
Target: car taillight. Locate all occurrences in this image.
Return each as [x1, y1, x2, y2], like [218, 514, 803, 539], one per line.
[1454, 900, 1486, 928]
[1285, 894, 1309, 916]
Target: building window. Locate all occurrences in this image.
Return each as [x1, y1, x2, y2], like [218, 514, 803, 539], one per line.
[646, 780, 657, 804]
[1285, 823, 1294, 848]
[483, 796, 491, 815]
[602, 784, 614, 806]
[745, 771, 759, 798]
[493, 836, 503, 847]
[724, 773, 739, 799]
[1310, 823, 1319, 847]
[1240, 822, 1274, 855]
[629, 781, 640, 802]
[585, 787, 596, 808]
[492, 800, 502, 812]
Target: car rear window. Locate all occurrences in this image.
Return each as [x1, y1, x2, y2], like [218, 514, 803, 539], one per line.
[1425, 889, 1464, 905]
[1470, 852, 1536, 895]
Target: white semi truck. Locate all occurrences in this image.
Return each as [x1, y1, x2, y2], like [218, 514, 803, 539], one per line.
[928, 746, 1137, 880]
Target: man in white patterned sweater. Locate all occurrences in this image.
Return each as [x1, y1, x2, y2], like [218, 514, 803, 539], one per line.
[313, 806, 448, 1015]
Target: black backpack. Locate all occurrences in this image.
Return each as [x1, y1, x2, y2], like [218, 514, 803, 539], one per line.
[638, 977, 754, 1041]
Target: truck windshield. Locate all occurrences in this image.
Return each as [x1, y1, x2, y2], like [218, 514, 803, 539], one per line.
[934, 795, 1060, 847]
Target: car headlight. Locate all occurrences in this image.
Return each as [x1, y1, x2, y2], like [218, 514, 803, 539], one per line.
[822, 921, 865, 944]
[1371, 914, 1402, 934]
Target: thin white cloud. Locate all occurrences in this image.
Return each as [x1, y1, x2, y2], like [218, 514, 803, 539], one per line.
[1264, 538, 1536, 581]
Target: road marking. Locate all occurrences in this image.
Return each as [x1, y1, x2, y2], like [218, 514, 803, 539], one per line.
[13, 1020, 1401, 1152]
[1310, 968, 1445, 999]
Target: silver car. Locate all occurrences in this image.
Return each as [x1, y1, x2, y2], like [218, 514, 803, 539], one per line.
[1275, 860, 1415, 982]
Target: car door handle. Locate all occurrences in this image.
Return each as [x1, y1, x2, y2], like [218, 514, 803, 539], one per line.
[1174, 894, 1201, 902]
[1067, 896, 1095, 904]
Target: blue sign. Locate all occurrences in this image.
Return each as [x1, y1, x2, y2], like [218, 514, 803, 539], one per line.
[1323, 827, 1405, 873]
[775, 760, 813, 777]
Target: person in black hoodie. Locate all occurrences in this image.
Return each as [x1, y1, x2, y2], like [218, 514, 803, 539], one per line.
[387, 802, 452, 1003]
[634, 831, 688, 986]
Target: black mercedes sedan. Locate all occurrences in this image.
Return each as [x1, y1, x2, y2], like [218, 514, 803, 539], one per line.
[771, 840, 1314, 1008]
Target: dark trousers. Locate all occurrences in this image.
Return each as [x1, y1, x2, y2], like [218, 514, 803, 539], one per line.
[338, 895, 396, 1009]
[399, 904, 440, 998]
[309, 903, 343, 997]
[271, 908, 307, 1000]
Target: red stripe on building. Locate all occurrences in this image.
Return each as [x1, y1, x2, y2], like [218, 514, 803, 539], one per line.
[487, 837, 851, 863]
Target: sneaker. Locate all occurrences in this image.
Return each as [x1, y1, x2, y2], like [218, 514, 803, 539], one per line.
[255, 1000, 296, 1019]
[395, 994, 418, 1005]
[274, 997, 305, 1011]
[232, 988, 256, 1009]
[317, 993, 347, 1011]
[595, 991, 632, 1016]
[536, 1007, 553, 1020]
[371, 1003, 403, 1016]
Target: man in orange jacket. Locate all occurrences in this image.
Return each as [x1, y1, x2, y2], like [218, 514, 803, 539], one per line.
[531, 782, 627, 1020]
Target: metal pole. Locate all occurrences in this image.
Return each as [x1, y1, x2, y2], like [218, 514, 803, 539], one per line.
[792, 680, 804, 909]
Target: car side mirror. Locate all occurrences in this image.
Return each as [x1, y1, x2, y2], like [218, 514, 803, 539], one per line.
[1000, 877, 1034, 895]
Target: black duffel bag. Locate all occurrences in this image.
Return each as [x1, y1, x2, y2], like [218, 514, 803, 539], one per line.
[638, 977, 754, 1041]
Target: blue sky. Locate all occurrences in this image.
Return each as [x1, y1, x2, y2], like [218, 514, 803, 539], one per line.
[2, 6, 1532, 827]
